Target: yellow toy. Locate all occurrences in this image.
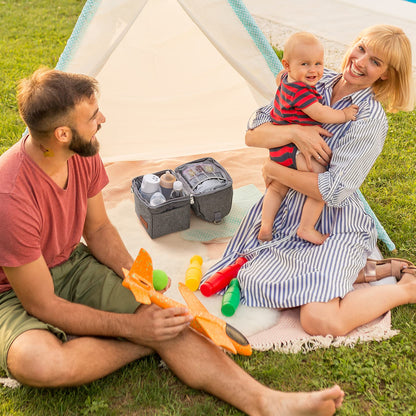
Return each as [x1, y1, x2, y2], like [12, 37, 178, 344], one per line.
[185, 255, 203, 291]
[122, 249, 252, 356]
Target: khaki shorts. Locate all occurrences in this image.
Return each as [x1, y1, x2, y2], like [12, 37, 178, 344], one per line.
[0, 243, 139, 377]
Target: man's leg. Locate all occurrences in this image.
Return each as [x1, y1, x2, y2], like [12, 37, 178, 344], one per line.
[7, 329, 153, 387]
[146, 326, 343, 416]
[8, 327, 343, 415]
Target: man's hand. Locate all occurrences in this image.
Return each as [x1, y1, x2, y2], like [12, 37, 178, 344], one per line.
[129, 304, 193, 345]
[292, 125, 332, 171]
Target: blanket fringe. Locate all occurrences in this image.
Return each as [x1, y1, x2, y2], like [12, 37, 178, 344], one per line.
[252, 328, 400, 354]
[0, 378, 21, 389]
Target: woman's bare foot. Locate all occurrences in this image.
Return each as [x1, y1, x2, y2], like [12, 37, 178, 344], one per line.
[265, 384, 344, 416]
[297, 226, 329, 245]
[397, 269, 416, 303]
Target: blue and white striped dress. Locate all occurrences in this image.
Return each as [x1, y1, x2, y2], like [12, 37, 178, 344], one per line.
[202, 69, 388, 308]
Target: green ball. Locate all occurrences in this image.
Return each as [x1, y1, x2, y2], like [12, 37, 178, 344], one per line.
[152, 269, 168, 291]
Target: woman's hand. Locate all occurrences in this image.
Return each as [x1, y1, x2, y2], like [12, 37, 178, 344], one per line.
[292, 125, 332, 171]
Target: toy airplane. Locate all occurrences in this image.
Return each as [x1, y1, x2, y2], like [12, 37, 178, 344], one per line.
[122, 249, 252, 356]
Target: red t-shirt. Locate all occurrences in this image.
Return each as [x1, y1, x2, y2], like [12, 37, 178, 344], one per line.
[0, 137, 109, 293]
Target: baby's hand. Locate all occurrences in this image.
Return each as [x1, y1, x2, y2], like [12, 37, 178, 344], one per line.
[342, 104, 359, 121]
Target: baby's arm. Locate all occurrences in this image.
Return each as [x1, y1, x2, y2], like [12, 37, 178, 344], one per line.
[303, 102, 359, 124]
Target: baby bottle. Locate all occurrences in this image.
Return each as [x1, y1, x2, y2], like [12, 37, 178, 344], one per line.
[170, 181, 183, 198]
[140, 174, 161, 202]
[160, 171, 176, 199]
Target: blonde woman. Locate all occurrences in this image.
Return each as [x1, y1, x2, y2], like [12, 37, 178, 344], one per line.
[203, 25, 415, 336]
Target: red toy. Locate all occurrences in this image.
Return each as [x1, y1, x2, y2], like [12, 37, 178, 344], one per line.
[200, 257, 247, 297]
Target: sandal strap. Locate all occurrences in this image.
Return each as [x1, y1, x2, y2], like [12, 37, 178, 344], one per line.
[363, 258, 414, 282]
[401, 266, 416, 278]
[363, 261, 377, 282]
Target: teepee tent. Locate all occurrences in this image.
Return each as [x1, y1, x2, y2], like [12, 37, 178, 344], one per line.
[56, 0, 395, 250]
[56, 0, 282, 163]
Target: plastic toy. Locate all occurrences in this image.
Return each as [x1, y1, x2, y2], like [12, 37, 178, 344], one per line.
[200, 257, 247, 297]
[122, 249, 252, 356]
[221, 278, 241, 317]
[185, 255, 203, 291]
[152, 269, 169, 291]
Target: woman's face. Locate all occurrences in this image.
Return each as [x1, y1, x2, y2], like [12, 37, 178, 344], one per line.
[343, 39, 389, 89]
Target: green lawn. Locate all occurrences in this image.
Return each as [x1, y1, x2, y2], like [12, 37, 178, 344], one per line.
[1, 1, 415, 415]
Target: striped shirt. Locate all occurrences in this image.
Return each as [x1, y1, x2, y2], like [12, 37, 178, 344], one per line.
[270, 72, 322, 126]
[202, 68, 388, 308]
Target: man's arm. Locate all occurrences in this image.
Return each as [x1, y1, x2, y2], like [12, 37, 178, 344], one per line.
[3, 257, 191, 344]
[82, 191, 133, 278]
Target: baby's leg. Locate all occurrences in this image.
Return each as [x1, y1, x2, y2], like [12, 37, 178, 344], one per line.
[296, 153, 329, 245]
[259, 180, 288, 241]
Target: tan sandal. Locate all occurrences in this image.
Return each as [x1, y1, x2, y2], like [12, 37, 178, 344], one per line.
[401, 266, 416, 278]
[360, 258, 415, 283]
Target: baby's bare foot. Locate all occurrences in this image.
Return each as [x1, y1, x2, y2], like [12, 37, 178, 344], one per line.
[297, 227, 329, 245]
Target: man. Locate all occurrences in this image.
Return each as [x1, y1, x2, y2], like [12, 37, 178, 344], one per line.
[0, 68, 344, 415]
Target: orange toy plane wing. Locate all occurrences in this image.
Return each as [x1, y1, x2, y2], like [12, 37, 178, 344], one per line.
[178, 282, 236, 353]
[179, 282, 251, 356]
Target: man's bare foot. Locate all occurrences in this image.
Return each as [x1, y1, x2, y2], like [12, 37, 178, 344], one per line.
[297, 227, 329, 245]
[266, 384, 344, 416]
[258, 224, 273, 242]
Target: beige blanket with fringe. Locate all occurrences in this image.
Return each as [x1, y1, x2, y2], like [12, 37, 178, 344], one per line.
[0, 147, 398, 389]
[104, 147, 399, 352]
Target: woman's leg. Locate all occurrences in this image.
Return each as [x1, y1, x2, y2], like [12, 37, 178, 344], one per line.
[300, 271, 416, 337]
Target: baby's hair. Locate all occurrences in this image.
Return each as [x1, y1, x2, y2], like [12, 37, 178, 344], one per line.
[283, 32, 323, 62]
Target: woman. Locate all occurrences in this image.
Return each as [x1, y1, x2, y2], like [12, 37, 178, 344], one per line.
[202, 25, 415, 336]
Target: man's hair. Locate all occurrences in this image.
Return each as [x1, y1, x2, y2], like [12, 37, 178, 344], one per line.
[341, 25, 415, 112]
[17, 67, 99, 139]
[283, 32, 323, 62]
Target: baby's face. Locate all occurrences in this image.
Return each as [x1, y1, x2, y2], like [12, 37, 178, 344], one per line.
[286, 43, 324, 87]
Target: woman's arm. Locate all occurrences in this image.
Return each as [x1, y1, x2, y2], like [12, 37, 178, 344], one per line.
[245, 105, 333, 170]
[262, 159, 323, 201]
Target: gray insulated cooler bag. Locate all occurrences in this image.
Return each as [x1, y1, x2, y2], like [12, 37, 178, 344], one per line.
[132, 157, 233, 238]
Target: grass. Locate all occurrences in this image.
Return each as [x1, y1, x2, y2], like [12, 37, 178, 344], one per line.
[1, 1, 416, 415]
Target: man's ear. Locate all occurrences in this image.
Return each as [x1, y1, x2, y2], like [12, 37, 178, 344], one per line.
[54, 126, 71, 144]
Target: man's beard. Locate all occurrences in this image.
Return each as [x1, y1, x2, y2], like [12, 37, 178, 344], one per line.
[69, 126, 100, 157]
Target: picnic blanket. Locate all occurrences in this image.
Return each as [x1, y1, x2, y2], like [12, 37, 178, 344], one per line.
[0, 147, 398, 389]
[104, 147, 399, 351]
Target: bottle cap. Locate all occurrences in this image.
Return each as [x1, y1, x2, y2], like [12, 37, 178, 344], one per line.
[173, 181, 183, 191]
[141, 174, 160, 194]
[160, 171, 176, 189]
[149, 192, 166, 206]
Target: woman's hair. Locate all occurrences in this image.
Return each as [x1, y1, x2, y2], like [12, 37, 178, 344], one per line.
[341, 25, 415, 113]
[17, 67, 99, 139]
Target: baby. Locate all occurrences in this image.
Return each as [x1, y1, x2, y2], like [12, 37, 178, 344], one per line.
[258, 32, 358, 244]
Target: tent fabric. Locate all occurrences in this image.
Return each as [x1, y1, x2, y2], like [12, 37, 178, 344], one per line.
[54, 0, 395, 251]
